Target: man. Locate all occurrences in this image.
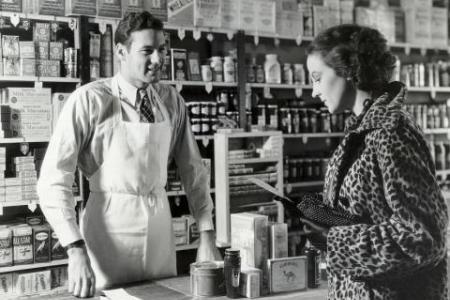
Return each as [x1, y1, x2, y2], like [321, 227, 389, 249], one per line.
[37, 11, 220, 298]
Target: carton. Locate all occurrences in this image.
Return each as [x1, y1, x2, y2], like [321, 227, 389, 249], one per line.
[35, 42, 49, 60]
[0, 226, 12, 267]
[31, 270, 51, 293]
[239, 267, 262, 298]
[49, 42, 64, 61]
[20, 59, 36, 77]
[3, 58, 20, 76]
[13, 272, 33, 296]
[269, 223, 288, 259]
[65, 0, 97, 16]
[231, 213, 269, 295]
[13, 225, 33, 265]
[98, 0, 122, 18]
[267, 256, 307, 293]
[0, 273, 13, 296]
[32, 225, 50, 263]
[431, 6, 448, 47]
[221, 0, 240, 30]
[33, 23, 51, 42]
[50, 228, 67, 260]
[170, 48, 188, 81]
[19, 42, 35, 59]
[89, 33, 101, 59]
[256, 0, 276, 33]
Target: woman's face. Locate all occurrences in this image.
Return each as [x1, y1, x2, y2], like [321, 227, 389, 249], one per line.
[306, 52, 355, 114]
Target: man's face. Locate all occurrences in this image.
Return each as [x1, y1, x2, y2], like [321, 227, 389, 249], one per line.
[117, 29, 166, 88]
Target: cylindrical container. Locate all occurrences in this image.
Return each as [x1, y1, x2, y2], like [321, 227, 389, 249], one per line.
[201, 102, 210, 118]
[64, 47, 78, 64]
[247, 63, 256, 83]
[190, 261, 225, 297]
[297, 158, 305, 180]
[64, 63, 78, 78]
[292, 108, 300, 134]
[256, 65, 265, 83]
[201, 118, 211, 135]
[283, 63, 293, 84]
[267, 105, 278, 129]
[224, 56, 235, 83]
[201, 65, 213, 82]
[305, 247, 320, 288]
[289, 159, 297, 180]
[320, 109, 330, 133]
[284, 157, 290, 182]
[280, 108, 290, 133]
[264, 54, 281, 84]
[224, 249, 241, 298]
[191, 118, 202, 135]
[300, 109, 309, 133]
[309, 109, 318, 133]
[189, 101, 202, 118]
[257, 105, 266, 126]
[294, 64, 306, 85]
[210, 102, 217, 117]
[210, 56, 224, 82]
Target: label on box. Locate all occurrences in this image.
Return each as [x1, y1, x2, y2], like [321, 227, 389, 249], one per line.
[240, 0, 256, 31]
[65, 0, 97, 16]
[268, 256, 307, 293]
[221, 0, 240, 30]
[98, 0, 122, 18]
[0, 0, 22, 12]
[33, 225, 50, 263]
[3, 58, 20, 76]
[35, 42, 49, 60]
[0, 227, 13, 267]
[276, 0, 303, 38]
[49, 42, 63, 60]
[38, 0, 66, 16]
[13, 226, 33, 265]
[20, 59, 36, 77]
[33, 23, 51, 42]
[50, 230, 67, 260]
[19, 42, 36, 59]
[170, 48, 187, 81]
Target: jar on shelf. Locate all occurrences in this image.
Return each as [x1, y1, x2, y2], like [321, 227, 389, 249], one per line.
[283, 63, 293, 85]
[211, 118, 218, 133]
[201, 65, 212, 82]
[267, 105, 279, 129]
[292, 108, 300, 134]
[210, 56, 224, 82]
[210, 102, 217, 117]
[191, 118, 202, 135]
[256, 65, 265, 83]
[264, 54, 281, 84]
[201, 118, 211, 135]
[294, 64, 306, 85]
[189, 101, 202, 119]
[201, 101, 210, 118]
[224, 56, 235, 83]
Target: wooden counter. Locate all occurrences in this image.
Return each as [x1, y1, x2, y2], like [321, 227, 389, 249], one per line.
[25, 276, 328, 300]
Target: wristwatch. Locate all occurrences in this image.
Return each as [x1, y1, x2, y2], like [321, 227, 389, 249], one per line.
[64, 239, 86, 252]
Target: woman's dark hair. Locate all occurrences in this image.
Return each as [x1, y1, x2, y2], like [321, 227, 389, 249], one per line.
[307, 24, 396, 94]
[114, 11, 164, 47]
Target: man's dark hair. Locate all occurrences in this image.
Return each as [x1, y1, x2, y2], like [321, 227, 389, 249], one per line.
[114, 11, 164, 47]
[307, 24, 396, 95]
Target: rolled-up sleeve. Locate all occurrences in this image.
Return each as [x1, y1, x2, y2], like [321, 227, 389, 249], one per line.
[37, 88, 92, 246]
[171, 91, 214, 232]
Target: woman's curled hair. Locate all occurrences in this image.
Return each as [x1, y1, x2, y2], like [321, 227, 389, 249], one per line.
[307, 24, 397, 94]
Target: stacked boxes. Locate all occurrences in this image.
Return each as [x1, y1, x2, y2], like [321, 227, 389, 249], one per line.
[171, 215, 200, 247]
[15, 156, 39, 202]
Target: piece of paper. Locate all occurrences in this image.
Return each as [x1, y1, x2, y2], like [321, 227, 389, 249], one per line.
[103, 288, 142, 300]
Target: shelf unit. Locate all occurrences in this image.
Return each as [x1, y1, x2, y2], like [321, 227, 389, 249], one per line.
[214, 131, 284, 245]
[0, 259, 68, 274]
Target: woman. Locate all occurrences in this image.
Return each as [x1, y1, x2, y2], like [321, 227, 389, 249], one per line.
[303, 24, 448, 299]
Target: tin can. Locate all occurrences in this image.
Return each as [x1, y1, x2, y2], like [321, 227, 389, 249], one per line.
[191, 118, 202, 135]
[313, 159, 321, 179]
[64, 47, 78, 64]
[300, 109, 309, 133]
[224, 249, 241, 298]
[190, 261, 225, 297]
[305, 247, 320, 288]
[289, 159, 297, 180]
[283, 63, 293, 84]
[309, 109, 318, 133]
[210, 102, 217, 117]
[189, 102, 202, 118]
[320, 109, 330, 133]
[267, 105, 278, 129]
[280, 108, 290, 133]
[201, 102, 210, 117]
[64, 63, 77, 78]
[211, 118, 218, 133]
[256, 65, 265, 83]
[297, 159, 305, 180]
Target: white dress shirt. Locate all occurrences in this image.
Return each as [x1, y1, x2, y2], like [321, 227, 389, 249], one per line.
[37, 73, 214, 246]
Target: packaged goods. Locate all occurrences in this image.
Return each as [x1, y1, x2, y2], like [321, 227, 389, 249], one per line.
[267, 256, 308, 293]
[171, 49, 188, 81]
[221, 0, 240, 30]
[276, 0, 303, 38]
[13, 272, 33, 296]
[32, 225, 50, 263]
[167, 0, 194, 27]
[13, 225, 33, 265]
[0, 273, 13, 296]
[269, 223, 288, 259]
[0, 227, 13, 267]
[231, 213, 269, 295]
[3, 58, 20, 76]
[256, 0, 276, 33]
[49, 42, 64, 61]
[20, 59, 36, 77]
[194, 0, 221, 28]
[190, 261, 225, 297]
[37, 0, 66, 16]
[240, 0, 256, 31]
[33, 23, 50, 42]
[239, 267, 262, 298]
[19, 42, 35, 59]
[97, 0, 122, 18]
[65, 0, 97, 16]
[50, 229, 67, 260]
[264, 54, 281, 84]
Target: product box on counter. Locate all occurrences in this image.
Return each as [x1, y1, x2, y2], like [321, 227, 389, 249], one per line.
[97, 0, 122, 18]
[269, 223, 288, 259]
[65, 0, 97, 16]
[231, 212, 269, 295]
[0, 273, 13, 296]
[267, 256, 307, 293]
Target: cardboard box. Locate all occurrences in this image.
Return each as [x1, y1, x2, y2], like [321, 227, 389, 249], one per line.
[144, 0, 167, 22]
[12, 225, 33, 265]
[0, 227, 13, 267]
[98, 0, 122, 18]
[187, 51, 201, 81]
[121, 0, 144, 15]
[33, 23, 51, 42]
[194, 0, 221, 28]
[221, 0, 240, 30]
[170, 48, 188, 81]
[0, 0, 22, 12]
[267, 256, 307, 293]
[402, 0, 432, 44]
[31, 270, 51, 293]
[256, 0, 276, 33]
[19, 41, 35, 59]
[13, 272, 33, 296]
[35, 42, 49, 60]
[20, 59, 36, 77]
[49, 42, 64, 61]
[0, 273, 13, 296]
[50, 229, 67, 260]
[3, 58, 20, 76]
[5, 178, 21, 187]
[32, 225, 50, 263]
[269, 223, 288, 259]
[231, 213, 269, 295]
[36, 59, 60, 77]
[37, 0, 66, 16]
[65, 0, 97, 16]
[276, 0, 303, 39]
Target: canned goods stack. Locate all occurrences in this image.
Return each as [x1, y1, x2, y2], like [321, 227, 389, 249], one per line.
[283, 156, 329, 183]
[63, 47, 79, 78]
[400, 61, 450, 87]
[186, 101, 219, 136]
[404, 104, 450, 129]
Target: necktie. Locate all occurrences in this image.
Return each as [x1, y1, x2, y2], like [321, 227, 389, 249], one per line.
[138, 88, 155, 123]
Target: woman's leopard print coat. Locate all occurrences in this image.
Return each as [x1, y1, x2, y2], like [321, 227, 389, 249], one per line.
[323, 82, 448, 299]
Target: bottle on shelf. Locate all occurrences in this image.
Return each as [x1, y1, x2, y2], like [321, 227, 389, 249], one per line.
[264, 54, 281, 84]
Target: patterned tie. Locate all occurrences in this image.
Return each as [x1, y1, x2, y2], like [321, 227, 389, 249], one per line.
[138, 88, 155, 123]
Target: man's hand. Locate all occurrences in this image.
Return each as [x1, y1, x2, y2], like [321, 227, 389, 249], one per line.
[196, 230, 222, 262]
[67, 247, 96, 298]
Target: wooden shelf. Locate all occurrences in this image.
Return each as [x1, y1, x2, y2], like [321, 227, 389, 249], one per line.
[229, 157, 280, 164]
[247, 83, 312, 89]
[285, 181, 324, 188]
[0, 259, 68, 274]
[164, 23, 237, 36]
[284, 132, 345, 138]
[194, 135, 214, 140]
[0, 137, 50, 143]
[0, 11, 75, 23]
[167, 188, 215, 197]
[160, 80, 237, 87]
[218, 130, 281, 138]
[0, 76, 80, 83]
